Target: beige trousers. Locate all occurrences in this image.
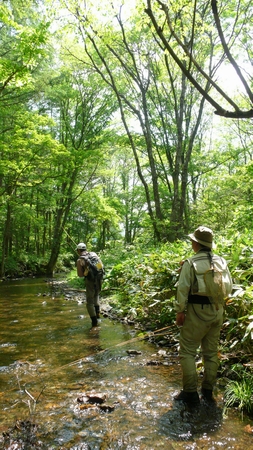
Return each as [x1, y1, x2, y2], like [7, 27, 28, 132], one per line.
[179, 303, 223, 392]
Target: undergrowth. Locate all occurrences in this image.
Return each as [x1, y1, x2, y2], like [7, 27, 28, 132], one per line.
[224, 364, 253, 417]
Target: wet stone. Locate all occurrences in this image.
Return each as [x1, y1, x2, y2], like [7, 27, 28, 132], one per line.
[99, 404, 115, 412]
[77, 393, 106, 404]
[126, 349, 142, 355]
[146, 360, 163, 365]
[157, 349, 167, 356]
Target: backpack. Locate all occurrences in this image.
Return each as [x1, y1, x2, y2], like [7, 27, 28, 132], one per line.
[79, 251, 104, 280]
[188, 252, 232, 307]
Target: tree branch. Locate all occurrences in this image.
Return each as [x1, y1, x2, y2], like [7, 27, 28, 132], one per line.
[145, 0, 253, 119]
[211, 0, 253, 105]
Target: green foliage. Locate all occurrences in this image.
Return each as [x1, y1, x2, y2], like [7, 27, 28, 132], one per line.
[225, 367, 253, 416]
[55, 252, 75, 273]
[3, 253, 48, 277]
[98, 233, 253, 346]
[212, 232, 253, 353]
[101, 240, 189, 326]
[4, 255, 23, 277]
[67, 270, 86, 290]
[189, 154, 253, 233]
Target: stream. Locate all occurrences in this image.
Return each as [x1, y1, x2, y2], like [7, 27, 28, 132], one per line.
[0, 277, 253, 449]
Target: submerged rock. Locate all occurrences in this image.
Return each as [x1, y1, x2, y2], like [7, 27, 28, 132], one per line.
[146, 360, 163, 366]
[77, 392, 116, 413]
[99, 404, 115, 412]
[126, 349, 142, 355]
[77, 392, 106, 404]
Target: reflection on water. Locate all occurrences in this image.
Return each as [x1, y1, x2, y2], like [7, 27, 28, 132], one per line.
[0, 278, 252, 449]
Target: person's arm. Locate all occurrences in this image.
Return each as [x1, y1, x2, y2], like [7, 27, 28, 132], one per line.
[76, 258, 85, 277]
[175, 260, 191, 326]
[77, 254, 90, 277]
[225, 264, 233, 297]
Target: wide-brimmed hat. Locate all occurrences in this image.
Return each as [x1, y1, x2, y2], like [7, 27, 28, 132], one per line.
[188, 226, 214, 249]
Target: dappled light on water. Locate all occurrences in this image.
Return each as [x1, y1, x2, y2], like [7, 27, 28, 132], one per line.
[0, 278, 253, 448]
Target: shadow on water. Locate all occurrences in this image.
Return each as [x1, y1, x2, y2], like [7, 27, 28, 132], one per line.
[158, 399, 223, 442]
[0, 278, 253, 449]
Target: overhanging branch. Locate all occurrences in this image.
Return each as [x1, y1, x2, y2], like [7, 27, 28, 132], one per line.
[145, 0, 253, 119]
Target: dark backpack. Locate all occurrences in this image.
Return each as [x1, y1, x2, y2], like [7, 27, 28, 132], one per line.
[80, 251, 104, 280]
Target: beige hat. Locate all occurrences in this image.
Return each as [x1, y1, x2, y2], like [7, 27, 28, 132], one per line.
[188, 226, 214, 249]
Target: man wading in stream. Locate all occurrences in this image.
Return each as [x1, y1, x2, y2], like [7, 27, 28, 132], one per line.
[174, 226, 233, 406]
[76, 243, 104, 328]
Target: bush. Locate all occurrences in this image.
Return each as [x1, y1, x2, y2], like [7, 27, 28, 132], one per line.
[99, 241, 188, 326]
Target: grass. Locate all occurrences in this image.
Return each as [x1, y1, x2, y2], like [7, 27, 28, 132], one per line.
[224, 370, 253, 417]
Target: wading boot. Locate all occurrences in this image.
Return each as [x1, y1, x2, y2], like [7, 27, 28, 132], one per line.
[201, 388, 215, 403]
[174, 390, 200, 406]
[91, 316, 98, 327]
[95, 305, 100, 319]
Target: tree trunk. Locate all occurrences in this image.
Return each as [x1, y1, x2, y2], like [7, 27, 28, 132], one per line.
[0, 202, 12, 277]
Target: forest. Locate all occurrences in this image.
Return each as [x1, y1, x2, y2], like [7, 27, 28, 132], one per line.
[1, 0, 253, 416]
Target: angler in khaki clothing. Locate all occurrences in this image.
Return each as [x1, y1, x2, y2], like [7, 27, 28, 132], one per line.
[174, 226, 233, 405]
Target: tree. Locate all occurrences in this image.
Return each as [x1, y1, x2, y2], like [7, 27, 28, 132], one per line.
[102, 141, 147, 244]
[188, 121, 253, 230]
[0, 2, 55, 275]
[40, 67, 117, 275]
[0, 107, 67, 276]
[66, 1, 212, 239]
[145, 0, 253, 118]
[49, 2, 193, 239]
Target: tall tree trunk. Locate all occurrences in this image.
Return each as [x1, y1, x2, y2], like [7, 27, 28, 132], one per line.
[0, 202, 12, 277]
[45, 171, 78, 276]
[45, 203, 72, 276]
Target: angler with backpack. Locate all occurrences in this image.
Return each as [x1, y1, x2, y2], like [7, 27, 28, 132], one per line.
[76, 243, 104, 328]
[174, 226, 233, 406]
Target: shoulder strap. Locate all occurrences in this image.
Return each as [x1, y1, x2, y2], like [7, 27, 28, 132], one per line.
[190, 250, 212, 270]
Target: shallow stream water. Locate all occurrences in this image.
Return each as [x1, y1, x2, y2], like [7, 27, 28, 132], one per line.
[0, 278, 253, 449]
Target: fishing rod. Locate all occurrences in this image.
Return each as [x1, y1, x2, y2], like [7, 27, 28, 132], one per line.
[48, 323, 178, 375]
[0, 323, 178, 405]
[62, 227, 78, 252]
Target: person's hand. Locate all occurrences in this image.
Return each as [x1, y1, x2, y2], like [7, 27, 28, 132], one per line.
[176, 312, 185, 326]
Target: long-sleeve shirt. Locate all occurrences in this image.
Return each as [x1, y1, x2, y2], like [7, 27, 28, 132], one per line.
[174, 260, 192, 313]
